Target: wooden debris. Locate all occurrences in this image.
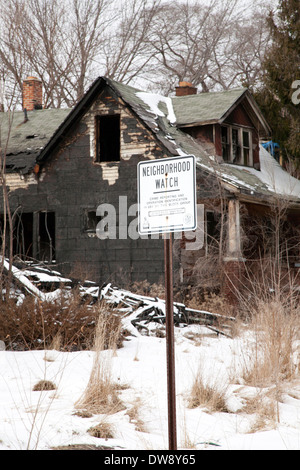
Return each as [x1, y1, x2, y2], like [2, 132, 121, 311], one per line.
[100, 284, 236, 337]
[2, 258, 236, 338]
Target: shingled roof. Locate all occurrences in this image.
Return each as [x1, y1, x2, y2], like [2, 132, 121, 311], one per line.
[1, 76, 300, 205]
[0, 108, 71, 173]
[107, 78, 300, 204]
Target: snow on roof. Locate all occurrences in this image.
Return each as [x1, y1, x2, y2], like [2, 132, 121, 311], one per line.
[135, 92, 176, 124]
[223, 145, 300, 201]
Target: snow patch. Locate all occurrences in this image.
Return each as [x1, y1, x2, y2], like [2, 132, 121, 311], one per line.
[136, 91, 176, 124]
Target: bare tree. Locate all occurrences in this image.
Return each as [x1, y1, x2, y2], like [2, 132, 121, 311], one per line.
[93, 0, 161, 85]
[147, 0, 242, 93]
[0, 0, 164, 107]
[0, 0, 273, 105]
[0, 0, 113, 108]
[146, 0, 273, 94]
[0, 109, 16, 297]
[62, 0, 115, 102]
[225, 4, 273, 91]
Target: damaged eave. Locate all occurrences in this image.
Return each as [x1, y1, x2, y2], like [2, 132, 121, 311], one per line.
[235, 188, 300, 211]
[105, 79, 180, 157]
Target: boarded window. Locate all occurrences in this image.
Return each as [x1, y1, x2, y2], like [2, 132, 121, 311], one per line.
[96, 115, 120, 162]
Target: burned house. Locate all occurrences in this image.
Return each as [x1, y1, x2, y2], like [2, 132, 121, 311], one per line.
[1, 76, 300, 294]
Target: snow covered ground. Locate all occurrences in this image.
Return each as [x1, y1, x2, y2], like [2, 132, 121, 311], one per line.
[1, 320, 300, 451]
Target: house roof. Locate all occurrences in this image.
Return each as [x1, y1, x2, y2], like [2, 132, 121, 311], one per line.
[2, 76, 300, 206]
[172, 87, 247, 126]
[107, 78, 300, 205]
[0, 108, 71, 173]
[172, 87, 271, 136]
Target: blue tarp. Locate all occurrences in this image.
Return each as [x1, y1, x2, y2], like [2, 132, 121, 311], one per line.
[261, 141, 280, 157]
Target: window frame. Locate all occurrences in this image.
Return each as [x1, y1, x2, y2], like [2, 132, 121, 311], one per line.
[221, 124, 253, 167]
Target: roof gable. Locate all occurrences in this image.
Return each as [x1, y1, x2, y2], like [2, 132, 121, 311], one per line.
[172, 87, 246, 126]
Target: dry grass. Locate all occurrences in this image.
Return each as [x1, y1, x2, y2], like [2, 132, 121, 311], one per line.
[233, 257, 300, 389]
[126, 398, 146, 433]
[87, 422, 115, 440]
[240, 297, 300, 388]
[0, 289, 125, 352]
[32, 380, 56, 392]
[243, 390, 278, 432]
[0, 290, 98, 350]
[188, 371, 228, 413]
[75, 308, 126, 415]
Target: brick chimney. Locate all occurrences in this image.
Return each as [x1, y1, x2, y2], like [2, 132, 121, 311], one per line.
[22, 76, 43, 111]
[175, 81, 197, 97]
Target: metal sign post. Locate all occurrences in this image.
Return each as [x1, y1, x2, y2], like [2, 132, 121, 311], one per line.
[138, 155, 196, 451]
[164, 232, 177, 450]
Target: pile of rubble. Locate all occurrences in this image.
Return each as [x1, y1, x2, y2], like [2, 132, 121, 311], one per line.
[1, 259, 236, 338]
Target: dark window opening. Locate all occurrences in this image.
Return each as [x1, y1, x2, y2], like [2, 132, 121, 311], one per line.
[96, 114, 120, 162]
[221, 126, 230, 161]
[242, 130, 250, 166]
[15, 213, 34, 259]
[0, 211, 55, 262]
[0, 212, 34, 259]
[232, 128, 240, 163]
[83, 210, 110, 236]
[38, 212, 55, 262]
[84, 211, 100, 233]
[206, 211, 220, 253]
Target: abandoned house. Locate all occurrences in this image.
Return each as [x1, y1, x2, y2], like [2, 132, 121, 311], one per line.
[1, 76, 300, 296]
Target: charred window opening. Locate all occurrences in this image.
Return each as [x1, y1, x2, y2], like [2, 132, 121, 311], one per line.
[83, 210, 110, 237]
[0, 211, 55, 262]
[84, 210, 100, 233]
[96, 114, 120, 162]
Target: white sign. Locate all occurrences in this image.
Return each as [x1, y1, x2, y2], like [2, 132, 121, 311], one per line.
[138, 155, 197, 235]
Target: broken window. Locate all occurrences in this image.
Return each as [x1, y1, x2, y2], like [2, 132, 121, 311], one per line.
[242, 130, 250, 166]
[221, 126, 230, 161]
[95, 114, 120, 162]
[221, 125, 252, 166]
[83, 210, 100, 234]
[232, 128, 240, 163]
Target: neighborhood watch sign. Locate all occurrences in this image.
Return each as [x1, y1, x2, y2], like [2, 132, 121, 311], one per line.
[137, 155, 197, 235]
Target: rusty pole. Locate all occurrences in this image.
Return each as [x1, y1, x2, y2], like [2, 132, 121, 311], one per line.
[164, 233, 177, 450]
